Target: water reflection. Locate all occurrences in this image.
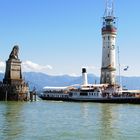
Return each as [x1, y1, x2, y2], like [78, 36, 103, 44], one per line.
[0, 101, 140, 140]
[99, 104, 119, 139]
[81, 103, 89, 119]
[80, 103, 121, 139]
[0, 102, 25, 140]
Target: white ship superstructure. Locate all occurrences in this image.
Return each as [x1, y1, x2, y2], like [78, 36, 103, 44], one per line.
[39, 68, 140, 103]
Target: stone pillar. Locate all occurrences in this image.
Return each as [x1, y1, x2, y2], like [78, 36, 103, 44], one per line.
[2, 45, 29, 101]
[3, 59, 22, 85]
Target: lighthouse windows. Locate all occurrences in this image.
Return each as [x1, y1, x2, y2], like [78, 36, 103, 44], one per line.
[108, 36, 110, 40]
[108, 54, 110, 58]
[107, 74, 109, 78]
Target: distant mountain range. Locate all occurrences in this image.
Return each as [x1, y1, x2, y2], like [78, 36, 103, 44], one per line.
[22, 72, 100, 90]
[0, 72, 140, 90]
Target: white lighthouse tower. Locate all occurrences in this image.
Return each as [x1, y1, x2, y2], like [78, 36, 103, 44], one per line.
[100, 0, 117, 85]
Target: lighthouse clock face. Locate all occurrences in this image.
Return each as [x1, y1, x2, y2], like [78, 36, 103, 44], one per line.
[111, 45, 115, 50]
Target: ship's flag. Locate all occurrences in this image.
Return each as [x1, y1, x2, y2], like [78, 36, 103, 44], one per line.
[124, 66, 129, 71]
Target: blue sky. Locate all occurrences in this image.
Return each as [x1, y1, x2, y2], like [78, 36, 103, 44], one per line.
[0, 0, 140, 76]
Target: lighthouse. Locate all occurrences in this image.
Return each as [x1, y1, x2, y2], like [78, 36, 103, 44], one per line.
[100, 0, 117, 85]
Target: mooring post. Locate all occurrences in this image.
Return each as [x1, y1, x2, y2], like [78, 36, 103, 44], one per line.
[34, 92, 37, 101]
[5, 90, 7, 101]
[30, 91, 33, 101]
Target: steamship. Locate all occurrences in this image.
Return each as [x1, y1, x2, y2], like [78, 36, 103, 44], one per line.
[39, 68, 140, 104]
[39, 1, 140, 103]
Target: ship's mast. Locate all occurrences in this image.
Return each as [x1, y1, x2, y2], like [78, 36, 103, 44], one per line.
[100, 0, 117, 85]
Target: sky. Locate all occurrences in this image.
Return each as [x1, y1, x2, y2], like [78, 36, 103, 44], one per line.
[0, 0, 140, 76]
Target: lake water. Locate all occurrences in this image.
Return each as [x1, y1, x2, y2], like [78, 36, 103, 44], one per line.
[0, 100, 140, 140]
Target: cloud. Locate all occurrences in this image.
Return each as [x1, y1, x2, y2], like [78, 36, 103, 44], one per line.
[68, 73, 80, 77]
[22, 61, 53, 74]
[0, 60, 53, 74]
[0, 61, 5, 73]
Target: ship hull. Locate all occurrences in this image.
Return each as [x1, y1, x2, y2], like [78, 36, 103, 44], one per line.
[39, 96, 140, 104]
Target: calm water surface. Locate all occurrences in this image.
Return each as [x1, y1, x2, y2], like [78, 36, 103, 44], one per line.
[0, 100, 140, 140]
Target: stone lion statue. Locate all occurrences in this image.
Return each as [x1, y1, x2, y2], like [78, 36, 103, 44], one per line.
[9, 45, 19, 59]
